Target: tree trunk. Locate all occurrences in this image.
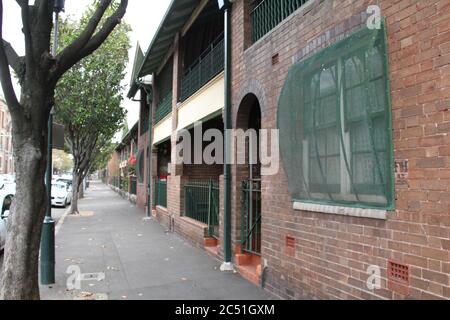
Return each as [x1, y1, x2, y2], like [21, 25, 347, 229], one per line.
[79, 180, 84, 199]
[70, 171, 79, 214]
[70, 166, 86, 214]
[0, 137, 47, 300]
[0, 79, 50, 300]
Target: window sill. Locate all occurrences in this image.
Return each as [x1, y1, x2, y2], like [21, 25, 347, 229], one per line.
[293, 201, 387, 220]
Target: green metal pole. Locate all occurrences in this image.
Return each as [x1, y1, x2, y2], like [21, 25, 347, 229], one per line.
[221, 3, 233, 271]
[41, 8, 61, 285]
[146, 92, 153, 218]
[41, 109, 55, 285]
[208, 180, 213, 237]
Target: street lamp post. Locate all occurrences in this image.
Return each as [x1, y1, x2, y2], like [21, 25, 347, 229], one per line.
[217, 0, 234, 272]
[40, 0, 65, 286]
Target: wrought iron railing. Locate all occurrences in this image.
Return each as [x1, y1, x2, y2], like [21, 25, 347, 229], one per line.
[251, 0, 310, 42]
[241, 179, 262, 255]
[110, 176, 120, 188]
[130, 176, 137, 195]
[180, 35, 224, 102]
[121, 176, 129, 192]
[155, 93, 172, 124]
[155, 179, 167, 208]
[184, 180, 220, 238]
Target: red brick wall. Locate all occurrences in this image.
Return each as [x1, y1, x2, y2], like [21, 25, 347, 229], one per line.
[231, 0, 450, 300]
[136, 89, 158, 210]
[156, 206, 172, 229]
[107, 151, 119, 184]
[183, 164, 223, 180]
[174, 215, 208, 249]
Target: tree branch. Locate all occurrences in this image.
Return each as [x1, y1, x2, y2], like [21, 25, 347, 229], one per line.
[57, 0, 112, 59]
[2, 39, 24, 75]
[52, 0, 128, 83]
[0, 0, 21, 112]
[18, 0, 34, 68]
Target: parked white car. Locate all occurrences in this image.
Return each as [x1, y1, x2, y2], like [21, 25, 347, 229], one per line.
[51, 182, 72, 208]
[56, 177, 73, 189]
[0, 184, 15, 252]
[0, 174, 15, 185]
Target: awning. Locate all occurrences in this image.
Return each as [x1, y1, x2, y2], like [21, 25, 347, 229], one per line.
[115, 121, 139, 151]
[127, 44, 145, 99]
[138, 0, 200, 78]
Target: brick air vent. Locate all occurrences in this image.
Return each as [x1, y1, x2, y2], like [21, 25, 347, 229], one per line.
[285, 236, 295, 257]
[387, 260, 410, 296]
[388, 261, 409, 284]
[271, 53, 279, 65]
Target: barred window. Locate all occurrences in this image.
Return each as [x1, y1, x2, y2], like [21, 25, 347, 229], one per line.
[278, 25, 394, 210]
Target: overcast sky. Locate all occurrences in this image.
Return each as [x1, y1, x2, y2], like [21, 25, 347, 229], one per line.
[1, 0, 171, 127]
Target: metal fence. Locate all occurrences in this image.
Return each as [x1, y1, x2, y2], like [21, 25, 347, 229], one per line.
[241, 179, 262, 255]
[155, 179, 167, 208]
[184, 180, 220, 238]
[180, 35, 224, 102]
[251, 0, 310, 42]
[130, 176, 137, 195]
[110, 176, 121, 189]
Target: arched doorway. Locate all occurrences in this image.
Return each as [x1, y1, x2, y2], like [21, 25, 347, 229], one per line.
[236, 93, 262, 256]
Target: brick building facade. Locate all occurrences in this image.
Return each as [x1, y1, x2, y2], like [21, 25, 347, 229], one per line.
[126, 0, 450, 300]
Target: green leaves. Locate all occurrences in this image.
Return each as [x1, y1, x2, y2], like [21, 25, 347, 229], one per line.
[54, 2, 130, 171]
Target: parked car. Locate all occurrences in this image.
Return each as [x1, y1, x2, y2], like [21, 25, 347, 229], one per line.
[56, 176, 73, 188]
[51, 182, 72, 208]
[56, 178, 73, 190]
[0, 185, 15, 252]
[0, 174, 15, 186]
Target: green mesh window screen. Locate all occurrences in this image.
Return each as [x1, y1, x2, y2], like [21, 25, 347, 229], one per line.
[278, 24, 394, 210]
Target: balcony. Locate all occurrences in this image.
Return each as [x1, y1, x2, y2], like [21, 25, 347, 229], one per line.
[155, 92, 172, 124]
[251, 0, 310, 43]
[180, 34, 224, 102]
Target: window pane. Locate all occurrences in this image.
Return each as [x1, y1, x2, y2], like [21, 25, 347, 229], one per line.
[345, 42, 389, 201]
[344, 55, 364, 87]
[306, 62, 340, 196]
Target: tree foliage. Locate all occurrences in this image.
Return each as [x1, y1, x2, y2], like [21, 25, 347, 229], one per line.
[52, 149, 73, 174]
[55, 5, 130, 212]
[0, 0, 128, 299]
[89, 141, 116, 174]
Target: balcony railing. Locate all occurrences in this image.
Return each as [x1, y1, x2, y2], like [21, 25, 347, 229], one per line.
[155, 92, 172, 124]
[251, 0, 310, 43]
[180, 34, 224, 102]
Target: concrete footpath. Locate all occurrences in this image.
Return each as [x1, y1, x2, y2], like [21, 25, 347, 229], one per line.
[40, 181, 275, 300]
